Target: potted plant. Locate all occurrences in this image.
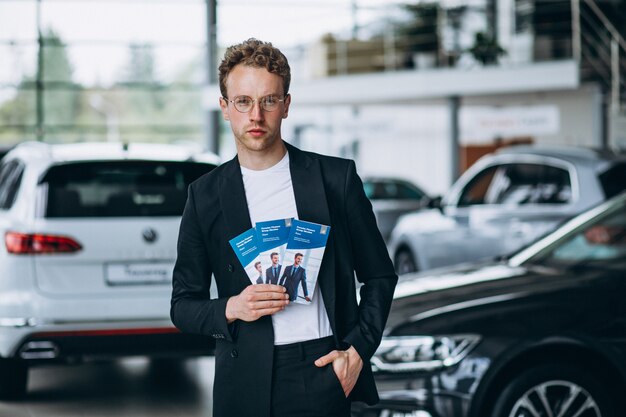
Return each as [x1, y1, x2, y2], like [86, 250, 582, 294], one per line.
[468, 31, 506, 65]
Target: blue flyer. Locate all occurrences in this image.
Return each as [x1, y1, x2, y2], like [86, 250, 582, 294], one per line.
[255, 218, 292, 286]
[280, 219, 331, 305]
[228, 228, 262, 285]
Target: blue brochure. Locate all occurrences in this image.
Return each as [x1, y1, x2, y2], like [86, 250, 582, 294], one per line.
[280, 219, 331, 305]
[228, 228, 262, 285]
[255, 218, 292, 286]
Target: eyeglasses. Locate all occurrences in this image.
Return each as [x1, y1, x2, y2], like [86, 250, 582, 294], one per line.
[223, 94, 287, 113]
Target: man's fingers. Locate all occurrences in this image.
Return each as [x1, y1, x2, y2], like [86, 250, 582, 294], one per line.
[248, 292, 289, 302]
[314, 350, 338, 367]
[257, 299, 289, 309]
[250, 284, 286, 292]
[245, 285, 288, 301]
[255, 306, 286, 317]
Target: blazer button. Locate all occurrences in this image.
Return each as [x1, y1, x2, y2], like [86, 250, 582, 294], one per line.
[230, 349, 238, 358]
[227, 264, 234, 272]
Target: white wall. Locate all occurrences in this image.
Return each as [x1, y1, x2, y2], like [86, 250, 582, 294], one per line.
[462, 84, 603, 147]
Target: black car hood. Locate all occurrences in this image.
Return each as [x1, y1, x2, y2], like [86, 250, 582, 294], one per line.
[385, 260, 617, 335]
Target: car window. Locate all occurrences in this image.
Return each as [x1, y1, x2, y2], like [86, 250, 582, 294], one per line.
[538, 202, 626, 265]
[599, 162, 626, 199]
[363, 181, 376, 199]
[394, 183, 425, 200]
[364, 180, 425, 200]
[0, 159, 25, 210]
[458, 166, 498, 206]
[41, 161, 215, 218]
[458, 163, 571, 207]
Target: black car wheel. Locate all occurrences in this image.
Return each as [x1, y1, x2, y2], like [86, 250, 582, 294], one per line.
[394, 249, 417, 275]
[0, 358, 28, 399]
[491, 363, 614, 417]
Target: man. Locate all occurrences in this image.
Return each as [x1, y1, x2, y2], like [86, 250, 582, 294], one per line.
[265, 252, 282, 284]
[171, 38, 397, 417]
[279, 252, 310, 302]
[254, 261, 264, 284]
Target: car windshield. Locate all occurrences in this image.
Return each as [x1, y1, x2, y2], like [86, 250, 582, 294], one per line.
[522, 195, 626, 268]
[41, 160, 215, 218]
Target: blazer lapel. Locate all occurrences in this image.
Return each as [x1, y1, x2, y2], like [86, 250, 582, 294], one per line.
[219, 155, 252, 235]
[287, 142, 331, 226]
[218, 156, 254, 288]
[286, 142, 337, 331]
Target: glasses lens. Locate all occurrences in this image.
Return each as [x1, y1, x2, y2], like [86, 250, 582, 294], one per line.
[230, 95, 282, 113]
[233, 96, 253, 112]
[261, 95, 280, 111]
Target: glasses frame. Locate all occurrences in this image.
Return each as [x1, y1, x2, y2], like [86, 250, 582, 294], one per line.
[222, 94, 288, 113]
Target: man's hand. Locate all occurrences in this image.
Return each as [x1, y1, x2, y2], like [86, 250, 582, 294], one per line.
[226, 284, 289, 323]
[314, 346, 363, 397]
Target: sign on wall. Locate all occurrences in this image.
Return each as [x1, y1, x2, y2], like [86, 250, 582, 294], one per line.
[461, 105, 560, 142]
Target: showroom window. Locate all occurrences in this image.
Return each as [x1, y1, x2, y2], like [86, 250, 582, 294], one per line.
[0, 0, 206, 145]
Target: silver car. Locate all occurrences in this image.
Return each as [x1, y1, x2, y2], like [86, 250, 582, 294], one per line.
[388, 145, 626, 274]
[363, 176, 430, 242]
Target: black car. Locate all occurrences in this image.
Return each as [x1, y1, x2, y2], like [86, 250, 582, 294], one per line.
[354, 191, 626, 417]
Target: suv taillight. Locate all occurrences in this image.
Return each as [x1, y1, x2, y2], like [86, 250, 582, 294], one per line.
[5, 232, 83, 254]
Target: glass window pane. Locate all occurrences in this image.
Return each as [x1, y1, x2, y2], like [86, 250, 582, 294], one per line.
[40, 43, 204, 86]
[0, 44, 38, 84]
[599, 163, 626, 200]
[546, 204, 626, 264]
[0, 1, 38, 41]
[458, 165, 498, 206]
[0, 86, 37, 124]
[490, 164, 572, 205]
[396, 183, 424, 200]
[41, 2, 205, 43]
[43, 161, 216, 218]
[42, 89, 202, 126]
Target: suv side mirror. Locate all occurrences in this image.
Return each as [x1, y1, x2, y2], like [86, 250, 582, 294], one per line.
[427, 196, 443, 212]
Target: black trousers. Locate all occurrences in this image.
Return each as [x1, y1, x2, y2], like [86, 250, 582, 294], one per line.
[271, 336, 351, 417]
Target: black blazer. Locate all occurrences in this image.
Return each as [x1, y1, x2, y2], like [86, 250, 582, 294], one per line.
[265, 264, 281, 285]
[171, 142, 397, 417]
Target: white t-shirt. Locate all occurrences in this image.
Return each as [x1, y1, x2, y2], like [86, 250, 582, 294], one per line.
[240, 152, 333, 345]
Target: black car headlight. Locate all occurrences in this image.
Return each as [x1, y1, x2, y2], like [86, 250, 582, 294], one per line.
[371, 334, 481, 372]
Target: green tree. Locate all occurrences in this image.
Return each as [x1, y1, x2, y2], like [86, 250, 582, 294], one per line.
[119, 42, 164, 114]
[0, 28, 78, 142]
[123, 43, 156, 84]
[42, 28, 79, 128]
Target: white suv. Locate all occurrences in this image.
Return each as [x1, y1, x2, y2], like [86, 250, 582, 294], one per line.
[0, 141, 219, 398]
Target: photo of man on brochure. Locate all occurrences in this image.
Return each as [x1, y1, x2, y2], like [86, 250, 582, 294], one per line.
[265, 252, 282, 285]
[254, 261, 264, 284]
[277, 219, 330, 305]
[278, 252, 310, 303]
[256, 218, 291, 285]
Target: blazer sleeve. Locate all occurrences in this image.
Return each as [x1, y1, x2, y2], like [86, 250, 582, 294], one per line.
[342, 160, 398, 361]
[300, 270, 308, 297]
[170, 184, 234, 342]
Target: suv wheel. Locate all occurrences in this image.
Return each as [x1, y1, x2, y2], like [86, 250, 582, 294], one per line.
[0, 359, 28, 399]
[394, 249, 417, 275]
[491, 363, 614, 417]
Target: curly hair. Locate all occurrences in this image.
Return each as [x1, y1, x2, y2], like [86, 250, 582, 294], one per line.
[218, 38, 291, 98]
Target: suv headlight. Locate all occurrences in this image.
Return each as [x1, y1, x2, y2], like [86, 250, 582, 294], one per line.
[371, 334, 481, 373]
